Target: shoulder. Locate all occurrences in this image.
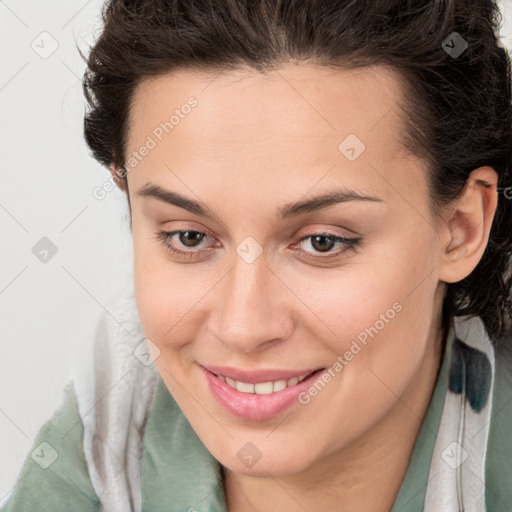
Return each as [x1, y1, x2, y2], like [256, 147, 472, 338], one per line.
[485, 333, 512, 512]
[0, 381, 101, 512]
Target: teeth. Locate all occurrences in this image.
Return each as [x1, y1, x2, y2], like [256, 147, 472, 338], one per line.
[287, 377, 299, 387]
[236, 381, 254, 393]
[272, 380, 287, 392]
[217, 371, 313, 394]
[254, 381, 273, 394]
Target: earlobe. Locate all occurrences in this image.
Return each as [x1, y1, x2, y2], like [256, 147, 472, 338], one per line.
[438, 166, 498, 283]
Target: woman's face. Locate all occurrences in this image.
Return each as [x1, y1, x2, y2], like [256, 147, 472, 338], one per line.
[124, 64, 448, 476]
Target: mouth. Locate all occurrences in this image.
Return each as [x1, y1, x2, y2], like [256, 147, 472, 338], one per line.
[206, 367, 325, 395]
[200, 365, 327, 421]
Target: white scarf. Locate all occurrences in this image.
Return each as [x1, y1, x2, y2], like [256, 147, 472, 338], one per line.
[424, 314, 495, 511]
[72, 282, 495, 512]
[72, 284, 159, 512]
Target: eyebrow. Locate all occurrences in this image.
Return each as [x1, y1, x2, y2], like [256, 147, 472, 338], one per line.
[137, 182, 384, 222]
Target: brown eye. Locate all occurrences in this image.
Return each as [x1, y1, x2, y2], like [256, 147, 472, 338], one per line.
[179, 230, 205, 247]
[309, 235, 336, 252]
[155, 229, 214, 259]
[293, 231, 362, 260]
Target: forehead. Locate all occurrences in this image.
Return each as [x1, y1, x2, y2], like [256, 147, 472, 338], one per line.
[125, 63, 425, 209]
[128, 63, 406, 142]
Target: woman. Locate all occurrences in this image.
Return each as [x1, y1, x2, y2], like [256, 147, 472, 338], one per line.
[2, 0, 511, 511]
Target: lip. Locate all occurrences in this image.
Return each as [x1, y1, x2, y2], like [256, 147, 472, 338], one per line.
[200, 364, 323, 383]
[199, 364, 326, 421]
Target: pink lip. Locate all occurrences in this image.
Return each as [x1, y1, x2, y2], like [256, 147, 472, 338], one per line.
[199, 364, 326, 421]
[201, 364, 323, 383]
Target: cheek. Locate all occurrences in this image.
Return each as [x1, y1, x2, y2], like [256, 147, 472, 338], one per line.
[134, 263, 199, 343]
[286, 236, 439, 399]
[281, 237, 436, 346]
[132, 231, 203, 350]
[319, 238, 439, 401]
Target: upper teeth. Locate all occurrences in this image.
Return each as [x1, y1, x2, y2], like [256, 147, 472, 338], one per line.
[218, 372, 312, 394]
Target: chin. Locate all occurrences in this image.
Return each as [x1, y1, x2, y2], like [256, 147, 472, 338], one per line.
[220, 451, 313, 478]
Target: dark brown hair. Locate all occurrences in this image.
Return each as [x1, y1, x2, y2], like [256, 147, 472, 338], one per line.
[81, 0, 512, 347]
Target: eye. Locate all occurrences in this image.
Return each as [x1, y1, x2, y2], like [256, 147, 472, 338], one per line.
[292, 231, 362, 260]
[155, 229, 217, 258]
[154, 229, 362, 261]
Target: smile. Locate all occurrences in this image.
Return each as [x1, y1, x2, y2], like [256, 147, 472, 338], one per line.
[215, 370, 315, 394]
[199, 365, 326, 421]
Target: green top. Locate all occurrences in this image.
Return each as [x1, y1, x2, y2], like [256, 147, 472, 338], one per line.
[2, 321, 511, 511]
[389, 323, 453, 512]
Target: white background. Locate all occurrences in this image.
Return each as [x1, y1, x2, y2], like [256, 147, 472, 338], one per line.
[1, 0, 511, 502]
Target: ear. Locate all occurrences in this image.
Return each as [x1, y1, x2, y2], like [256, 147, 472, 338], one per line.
[110, 164, 127, 192]
[438, 166, 498, 284]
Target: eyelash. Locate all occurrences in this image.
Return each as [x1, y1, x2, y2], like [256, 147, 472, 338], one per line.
[154, 229, 362, 261]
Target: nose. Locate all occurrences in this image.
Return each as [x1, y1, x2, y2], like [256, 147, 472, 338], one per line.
[208, 253, 296, 354]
